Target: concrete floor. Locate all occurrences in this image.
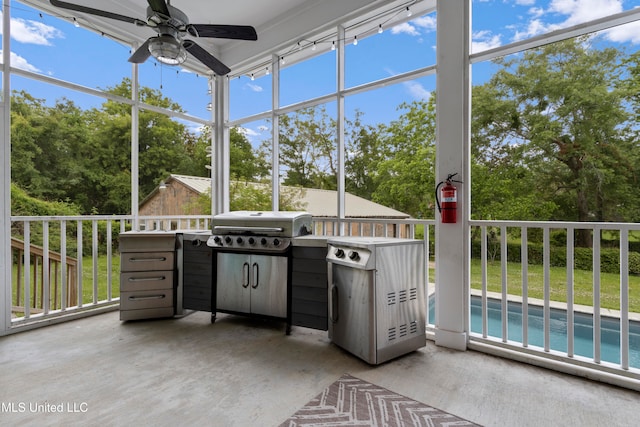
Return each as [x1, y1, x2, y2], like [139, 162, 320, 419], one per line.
[1, 310, 639, 427]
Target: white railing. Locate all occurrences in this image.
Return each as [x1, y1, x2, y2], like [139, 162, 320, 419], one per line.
[6, 215, 639, 388]
[7, 215, 211, 332]
[469, 220, 640, 388]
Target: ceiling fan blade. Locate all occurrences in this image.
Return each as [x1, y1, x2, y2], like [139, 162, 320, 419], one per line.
[128, 39, 152, 64]
[187, 24, 258, 41]
[183, 40, 231, 76]
[147, 0, 171, 18]
[49, 0, 146, 26]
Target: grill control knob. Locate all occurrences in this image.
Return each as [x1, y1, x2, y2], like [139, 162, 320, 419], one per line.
[273, 238, 281, 247]
[261, 238, 268, 246]
[334, 248, 345, 258]
[236, 237, 244, 244]
[348, 251, 360, 261]
[213, 236, 222, 245]
[248, 237, 256, 246]
[224, 236, 232, 244]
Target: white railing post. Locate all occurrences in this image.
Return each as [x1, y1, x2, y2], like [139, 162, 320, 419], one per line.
[543, 226, 550, 352]
[566, 225, 575, 358]
[593, 227, 602, 364]
[521, 226, 528, 347]
[620, 229, 629, 370]
[501, 226, 508, 343]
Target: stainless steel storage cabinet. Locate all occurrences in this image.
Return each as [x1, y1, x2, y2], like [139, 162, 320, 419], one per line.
[119, 232, 177, 321]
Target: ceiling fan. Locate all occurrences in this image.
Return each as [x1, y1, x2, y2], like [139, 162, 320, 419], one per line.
[49, 0, 258, 75]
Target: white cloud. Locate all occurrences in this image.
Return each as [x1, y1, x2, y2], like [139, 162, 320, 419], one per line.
[529, 7, 545, 18]
[238, 126, 260, 137]
[0, 13, 64, 45]
[604, 20, 640, 44]
[390, 16, 436, 37]
[0, 50, 40, 72]
[403, 80, 430, 100]
[472, 31, 503, 53]
[512, 18, 558, 41]
[516, 0, 536, 5]
[548, 0, 623, 27]
[391, 22, 420, 36]
[412, 16, 437, 32]
[245, 83, 263, 92]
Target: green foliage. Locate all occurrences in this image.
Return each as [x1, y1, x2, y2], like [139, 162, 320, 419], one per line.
[195, 182, 306, 213]
[471, 238, 640, 275]
[11, 182, 80, 217]
[471, 37, 638, 240]
[9, 37, 640, 230]
[371, 98, 437, 218]
[276, 105, 338, 189]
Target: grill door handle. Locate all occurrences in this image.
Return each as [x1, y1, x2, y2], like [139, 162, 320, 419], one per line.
[251, 262, 259, 288]
[330, 285, 339, 323]
[242, 262, 250, 288]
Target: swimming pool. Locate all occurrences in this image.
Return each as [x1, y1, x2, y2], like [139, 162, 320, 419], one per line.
[428, 296, 640, 368]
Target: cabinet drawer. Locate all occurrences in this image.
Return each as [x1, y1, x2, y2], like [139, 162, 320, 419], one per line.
[120, 307, 175, 321]
[121, 270, 174, 292]
[120, 289, 174, 310]
[121, 252, 174, 272]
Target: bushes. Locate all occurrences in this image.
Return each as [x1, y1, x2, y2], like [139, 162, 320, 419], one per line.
[471, 239, 640, 275]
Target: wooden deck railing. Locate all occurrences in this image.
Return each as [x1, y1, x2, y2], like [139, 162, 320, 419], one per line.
[11, 237, 78, 315]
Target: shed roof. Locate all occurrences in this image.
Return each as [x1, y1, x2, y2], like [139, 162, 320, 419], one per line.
[167, 174, 410, 218]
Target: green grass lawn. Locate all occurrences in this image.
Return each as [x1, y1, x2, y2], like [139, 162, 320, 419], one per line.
[12, 255, 121, 314]
[13, 254, 640, 315]
[469, 259, 640, 313]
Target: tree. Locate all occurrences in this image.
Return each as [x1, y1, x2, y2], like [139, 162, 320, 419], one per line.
[472, 37, 636, 245]
[11, 91, 90, 204]
[277, 106, 338, 189]
[345, 111, 382, 200]
[371, 98, 437, 218]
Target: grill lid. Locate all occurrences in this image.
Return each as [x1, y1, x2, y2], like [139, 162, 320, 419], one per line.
[211, 211, 312, 237]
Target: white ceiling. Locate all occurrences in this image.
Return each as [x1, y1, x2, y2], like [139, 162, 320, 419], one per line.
[21, 0, 435, 77]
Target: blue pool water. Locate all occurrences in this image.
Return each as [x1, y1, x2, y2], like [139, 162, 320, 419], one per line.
[428, 297, 640, 368]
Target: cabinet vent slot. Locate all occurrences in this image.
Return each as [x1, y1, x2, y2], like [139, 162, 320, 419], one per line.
[410, 321, 418, 334]
[399, 323, 408, 337]
[388, 327, 397, 341]
[387, 292, 396, 305]
[399, 290, 407, 303]
[409, 288, 418, 300]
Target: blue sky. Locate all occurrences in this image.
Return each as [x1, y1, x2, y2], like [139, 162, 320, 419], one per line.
[3, 0, 640, 141]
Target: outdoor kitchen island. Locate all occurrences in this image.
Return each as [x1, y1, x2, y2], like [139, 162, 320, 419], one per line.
[118, 212, 425, 364]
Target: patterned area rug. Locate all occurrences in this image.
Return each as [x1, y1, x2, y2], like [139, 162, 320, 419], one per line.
[279, 373, 481, 426]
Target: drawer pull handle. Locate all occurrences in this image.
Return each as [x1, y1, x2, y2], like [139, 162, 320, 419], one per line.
[128, 276, 166, 282]
[128, 294, 166, 301]
[129, 257, 167, 262]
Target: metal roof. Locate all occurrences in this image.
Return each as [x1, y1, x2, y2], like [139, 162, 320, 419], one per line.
[168, 174, 410, 218]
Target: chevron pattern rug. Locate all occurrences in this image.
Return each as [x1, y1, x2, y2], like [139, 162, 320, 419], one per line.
[279, 374, 481, 426]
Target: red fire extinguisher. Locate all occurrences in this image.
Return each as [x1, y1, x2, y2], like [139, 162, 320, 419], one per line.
[436, 173, 460, 223]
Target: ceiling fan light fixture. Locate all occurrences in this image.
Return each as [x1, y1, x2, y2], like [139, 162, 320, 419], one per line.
[148, 35, 187, 65]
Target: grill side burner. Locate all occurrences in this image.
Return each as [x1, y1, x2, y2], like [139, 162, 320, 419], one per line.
[206, 211, 312, 334]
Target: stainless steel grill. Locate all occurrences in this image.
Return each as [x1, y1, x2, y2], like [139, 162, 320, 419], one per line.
[207, 210, 311, 253]
[206, 211, 312, 333]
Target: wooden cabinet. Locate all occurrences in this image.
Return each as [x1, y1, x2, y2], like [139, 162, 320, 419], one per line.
[119, 232, 177, 321]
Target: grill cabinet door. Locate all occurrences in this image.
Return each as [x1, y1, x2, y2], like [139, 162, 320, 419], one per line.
[216, 253, 251, 313]
[329, 264, 376, 363]
[249, 255, 287, 318]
